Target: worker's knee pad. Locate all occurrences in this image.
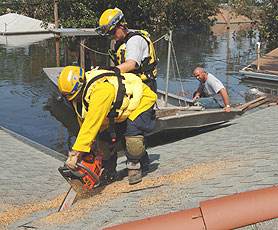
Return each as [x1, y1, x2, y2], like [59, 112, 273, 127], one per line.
[96, 137, 115, 161]
[125, 135, 145, 159]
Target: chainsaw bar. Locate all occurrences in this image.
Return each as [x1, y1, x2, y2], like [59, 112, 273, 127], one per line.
[58, 152, 102, 211]
[58, 186, 77, 212]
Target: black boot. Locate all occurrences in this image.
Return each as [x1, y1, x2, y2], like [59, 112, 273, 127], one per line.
[140, 151, 150, 172]
[100, 167, 120, 185]
[100, 153, 119, 185]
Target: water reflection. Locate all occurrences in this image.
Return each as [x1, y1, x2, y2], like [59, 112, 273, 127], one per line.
[0, 27, 275, 155]
[240, 78, 278, 99]
[43, 96, 78, 154]
[155, 25, 262, 104]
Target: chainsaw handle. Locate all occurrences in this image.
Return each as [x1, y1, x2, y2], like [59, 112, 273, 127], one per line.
[76, 162, 100, 184]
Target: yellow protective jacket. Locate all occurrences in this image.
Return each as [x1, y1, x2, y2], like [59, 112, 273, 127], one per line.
[110, 30, 158, 82]
[71, 68, 157, 152]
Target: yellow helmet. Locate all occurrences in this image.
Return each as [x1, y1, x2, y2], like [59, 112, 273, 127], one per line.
[58, 66, 84, 101]
[97, 8, 124, 35]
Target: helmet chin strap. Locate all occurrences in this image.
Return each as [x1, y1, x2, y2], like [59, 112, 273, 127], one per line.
[123, 25, 128, 33]
[72, 87, 83, 102]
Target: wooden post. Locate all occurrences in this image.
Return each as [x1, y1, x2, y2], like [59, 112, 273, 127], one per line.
[55, 39, 60, 67]
[110, 39, 115, 66]
[54, 1, 59, 29]
[227, 0, 231, 30]
[225, 0, 231, 96]
[257, 42, 261, 71]
[54, 0, 60, 67]
[80, 38, 85, 70]
[226, 20, 230, 94]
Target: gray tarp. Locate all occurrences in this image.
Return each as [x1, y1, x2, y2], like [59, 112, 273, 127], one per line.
[0, 13, 54, 35]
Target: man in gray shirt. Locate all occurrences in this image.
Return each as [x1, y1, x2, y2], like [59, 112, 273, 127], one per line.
[193, 67, 231, 112]
[98, 8, 158, 92]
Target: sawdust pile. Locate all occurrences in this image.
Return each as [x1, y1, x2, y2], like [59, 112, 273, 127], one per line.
[138, 160, 229, 207]
[0, 193, 65, 229]
[40, 160, 235, 227]
[1, 159, 240, 229]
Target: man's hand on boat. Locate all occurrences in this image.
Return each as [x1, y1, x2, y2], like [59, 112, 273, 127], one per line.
[224, 105, 231, 113]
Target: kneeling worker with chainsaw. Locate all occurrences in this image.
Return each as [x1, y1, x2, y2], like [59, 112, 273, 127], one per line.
[58, 66, 157, 185]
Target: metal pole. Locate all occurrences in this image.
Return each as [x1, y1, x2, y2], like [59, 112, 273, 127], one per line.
[165, 30, 172, 107]
[257, 42, 260, 71]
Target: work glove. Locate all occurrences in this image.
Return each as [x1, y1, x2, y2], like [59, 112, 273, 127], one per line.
[66, 150, 81, 169]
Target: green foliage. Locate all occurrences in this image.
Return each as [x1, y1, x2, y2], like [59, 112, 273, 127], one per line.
[227, 0, 278, 51]
[144, 0, 219, 31]
[230, 0, 260, 19]
[258, 0, 278, 51]
[0, 0, 47, 17]
[0, 0, 219, 32]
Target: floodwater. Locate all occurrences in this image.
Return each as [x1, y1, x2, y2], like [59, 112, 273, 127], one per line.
[1, 25, 277, 155]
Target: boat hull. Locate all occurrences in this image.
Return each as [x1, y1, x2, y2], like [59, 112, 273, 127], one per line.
[43, 67, 240, 137]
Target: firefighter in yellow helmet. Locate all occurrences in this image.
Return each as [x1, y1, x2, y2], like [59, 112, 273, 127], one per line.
[97, 8, 158, 176]
[58, 66, 157, 185]
[97, 8, 158, 92]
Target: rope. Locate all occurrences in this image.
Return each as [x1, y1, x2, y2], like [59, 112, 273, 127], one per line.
[171, 51, 181, 107]
[78, 31, 188, 108]
[77, 31, 189, 109]
[153, 34, 168, 44]
[80, 43, 109, 56]
[169, 39, 186, 106]
[79, 33, 168, 56]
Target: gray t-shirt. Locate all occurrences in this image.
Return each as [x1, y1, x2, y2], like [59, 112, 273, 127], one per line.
[199, 73, 224, 97]
[126, 35, 149, 68]
[199, 73, 225, 106]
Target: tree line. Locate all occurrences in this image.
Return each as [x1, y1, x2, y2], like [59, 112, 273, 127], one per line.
[230, 0, 277, 50]
[0, 0, 277, 49]
[0, 0, 219, 31]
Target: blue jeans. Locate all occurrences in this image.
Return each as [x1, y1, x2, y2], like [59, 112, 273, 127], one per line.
[193, 91, 222, 108]
[195, 97, 222, 108]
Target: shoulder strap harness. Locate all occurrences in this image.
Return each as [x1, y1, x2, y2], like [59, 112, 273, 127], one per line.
[82, 67, 126, 142]
[108, 31, 158, 81]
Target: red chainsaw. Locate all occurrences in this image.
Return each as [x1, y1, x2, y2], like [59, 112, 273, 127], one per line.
[58, 151, 102, 211]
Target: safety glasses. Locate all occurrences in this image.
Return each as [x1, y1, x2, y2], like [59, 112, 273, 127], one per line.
[108, 27, 117, 36]
[96, 25, 117, 36]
